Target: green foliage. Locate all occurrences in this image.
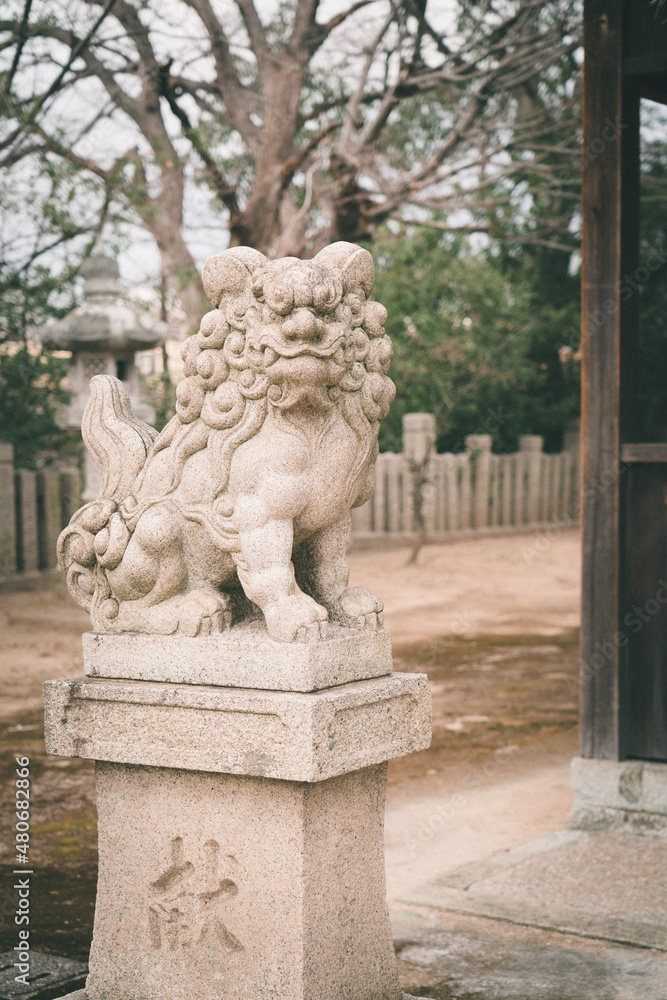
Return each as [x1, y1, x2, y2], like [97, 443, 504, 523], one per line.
[0, 160, 84, 467]
[0, 263, 79, 345]
[0, 347, 73, 468]
[370, 227, 580, 453]
[0, 156, 85, 344]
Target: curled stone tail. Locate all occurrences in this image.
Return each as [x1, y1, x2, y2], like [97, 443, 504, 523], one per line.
[83, 375, 158, 502]
[58, 375, 157, 617]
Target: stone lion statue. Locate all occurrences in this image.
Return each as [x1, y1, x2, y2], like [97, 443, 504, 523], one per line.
[58, 242, 395, 642]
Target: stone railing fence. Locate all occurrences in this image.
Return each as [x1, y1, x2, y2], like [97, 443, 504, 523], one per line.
[350, 414, 581, 543]
[0, 443, 81, 587]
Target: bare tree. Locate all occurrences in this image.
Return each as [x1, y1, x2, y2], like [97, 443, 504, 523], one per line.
[0, 0, 581, 321]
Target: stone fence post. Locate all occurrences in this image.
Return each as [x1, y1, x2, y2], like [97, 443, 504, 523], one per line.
[14, 470, 39, 573]
[403, 412, 436, 463]
[519, 435, 544, 526]
[59, 469, 82, 527]
[0, 444, 16, 581]
[403, 413, 436, 532]
[563, 417, 581, 456]
[37, 470, 63, 571]
[466, 434, 492, 529]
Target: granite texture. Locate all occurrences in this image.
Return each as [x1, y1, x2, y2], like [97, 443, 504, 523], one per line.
[82, 760, 401, 1000]
[570, 756, 667, 829]
[57, 243, 396, 644]
[82, 622, 392, 692]
[398, 829, 667, 952]
[0, 952, 87, 999]
[44, 672, 431, 782]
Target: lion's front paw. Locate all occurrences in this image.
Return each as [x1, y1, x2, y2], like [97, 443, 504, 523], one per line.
[333, 586, 384, 630]
[264, 593, 328, 643]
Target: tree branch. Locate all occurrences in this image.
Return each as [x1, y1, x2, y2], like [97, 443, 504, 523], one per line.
[181, 0, 263, 146]
[2, 0, 32, 95]
[0, 0, 120, 136]
[157, 63, 244, 230]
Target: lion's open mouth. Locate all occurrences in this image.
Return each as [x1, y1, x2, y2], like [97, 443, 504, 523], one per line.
[256, 333, 345, 361]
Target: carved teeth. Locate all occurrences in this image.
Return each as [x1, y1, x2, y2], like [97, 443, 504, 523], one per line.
[258, 335, 344, 359]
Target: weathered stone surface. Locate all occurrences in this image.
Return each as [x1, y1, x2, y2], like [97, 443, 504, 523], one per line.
[57, 243, 395, 645]
[36, 469, 61, 571]
[394, 907, 667, 1000]
[397, 828, 667, 952]
[44, 672, 431, 782]
[82, 623, 392, 691]
[570, 756, 667, 829]
[14, 469, 39, 573]
[81, 761, 401, 1000]
[0, 443, 16, 580]
[0, 951, 87, 999]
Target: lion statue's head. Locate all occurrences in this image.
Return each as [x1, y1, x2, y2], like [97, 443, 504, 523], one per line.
[144, 242, 395, 500]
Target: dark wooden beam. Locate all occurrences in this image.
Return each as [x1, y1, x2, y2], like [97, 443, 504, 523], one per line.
[624, 55, 667, 77]
[581, 0, 625, 760]
[621, 444, 667, 463]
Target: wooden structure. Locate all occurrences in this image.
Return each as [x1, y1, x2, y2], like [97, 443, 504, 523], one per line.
[582, 0, 667, 762]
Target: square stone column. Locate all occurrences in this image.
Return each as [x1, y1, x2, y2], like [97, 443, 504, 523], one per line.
[0, 443, 16, 581]
[15, 469, 39, 573]
[44, 632, 431, 1000]
[570, 756, 667, 832]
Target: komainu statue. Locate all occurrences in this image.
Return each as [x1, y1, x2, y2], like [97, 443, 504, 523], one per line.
[58, 242, 395, 642]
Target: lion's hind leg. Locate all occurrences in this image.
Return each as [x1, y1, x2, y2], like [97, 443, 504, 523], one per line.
[99, 502, 231, 636]
[110, 587, 233, 636]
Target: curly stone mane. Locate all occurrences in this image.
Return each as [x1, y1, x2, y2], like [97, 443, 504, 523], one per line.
[133, 245, 395, 510]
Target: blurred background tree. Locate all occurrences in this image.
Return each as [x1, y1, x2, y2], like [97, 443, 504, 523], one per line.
[373, 226, 580, 453]
[0, 0, 581, 316]
[0, 0, 584, 461]
[0, 347, 73, 468]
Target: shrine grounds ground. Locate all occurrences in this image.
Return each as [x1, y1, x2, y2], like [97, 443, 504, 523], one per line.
[0, 531, 580, 951]
[7, 527, 661, 998]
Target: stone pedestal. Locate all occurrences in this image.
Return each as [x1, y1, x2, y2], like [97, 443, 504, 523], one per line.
[81, 625, 393, 693]
[44, 631, 431, 1000]
[570, 756, 667, 832]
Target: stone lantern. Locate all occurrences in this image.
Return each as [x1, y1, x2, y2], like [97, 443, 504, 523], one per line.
[41, 246, 166, 501]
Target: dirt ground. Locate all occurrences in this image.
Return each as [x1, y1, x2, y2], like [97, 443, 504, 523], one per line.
[0, 528, 582, 971]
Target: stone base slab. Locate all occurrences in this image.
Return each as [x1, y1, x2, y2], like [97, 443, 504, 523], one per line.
[44, 673, 431, 782]
[0, 952, 87, 1000]
[570, 756, 667, 830]
[56, 994, 420, 999]
[83, 761, 401, 1000]
[398, 829, 667, 951]
[82, 624, 393, 693]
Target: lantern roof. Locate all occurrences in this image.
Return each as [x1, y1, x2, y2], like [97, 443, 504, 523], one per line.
[41, 245, 166, 353]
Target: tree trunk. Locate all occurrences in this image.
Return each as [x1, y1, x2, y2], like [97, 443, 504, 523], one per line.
[132, 163, 208, 327]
